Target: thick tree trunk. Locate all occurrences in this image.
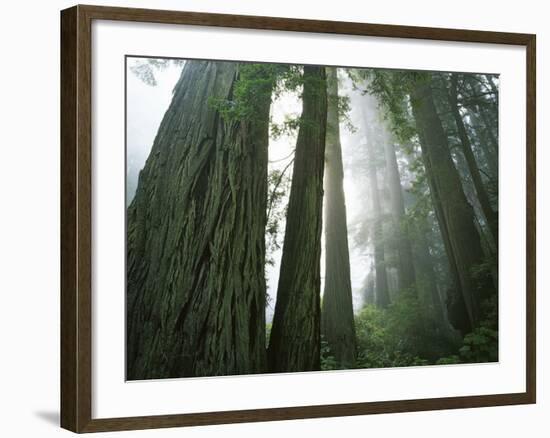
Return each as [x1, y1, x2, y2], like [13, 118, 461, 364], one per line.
[127, 61, 272, 379]
[382, 131, 417, 292]
[321, 68, 357, 368]
[268, 66, 328, 372]
[416, 133, 468, 331]
[410, 76, 494, 334]
[448, 75, 498, 248]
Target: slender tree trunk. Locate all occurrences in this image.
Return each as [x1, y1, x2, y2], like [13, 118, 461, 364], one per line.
[410, 75, 494, 333]
[464, 78, 499, 170]
[359, 95, 391, 308]
[268, 66, 328, 372]
[415, 221, 447, 325]
[382, 131, 417, 292]
[321, 68, 357, 368]
[126, 61, 272, 379]
[448, 74, 498, 248]
[365, 124, 390, 308]
[363, 265, 376, 306]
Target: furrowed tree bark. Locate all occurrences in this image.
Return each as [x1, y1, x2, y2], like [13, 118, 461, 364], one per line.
[126, 61, 272, 379]
[382, 130, 417, 292]
[268, 66, 327, 373]
[410, 75, 495, 333]
[321, 68, 357, 368]
[448, 74, 498, 249]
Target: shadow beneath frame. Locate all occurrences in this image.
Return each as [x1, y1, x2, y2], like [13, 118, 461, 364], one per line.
[34, 410, 59, 427]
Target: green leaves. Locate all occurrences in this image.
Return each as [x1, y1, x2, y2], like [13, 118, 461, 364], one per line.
[437, 296, 498, 364]
[209, 63, 305, 123]
[354, 289, 463, 369]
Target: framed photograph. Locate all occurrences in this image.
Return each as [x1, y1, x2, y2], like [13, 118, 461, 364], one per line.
[60, 4, 536, 433]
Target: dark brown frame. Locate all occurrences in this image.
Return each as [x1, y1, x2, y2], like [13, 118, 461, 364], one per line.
[61, 4, 536, 433]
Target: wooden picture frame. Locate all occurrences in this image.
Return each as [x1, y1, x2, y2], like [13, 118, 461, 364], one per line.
[61, 4, 536, 433]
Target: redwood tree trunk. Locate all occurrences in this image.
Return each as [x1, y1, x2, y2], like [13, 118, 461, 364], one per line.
[448, 74, 498, 248]
[268, 66, 328, 373]
[382, 130, 417, 292]
[321, 68, 357, 368]
[410, 75, 494, 333]
[361, 96, 390, 308]
[127, 61, 272, 379]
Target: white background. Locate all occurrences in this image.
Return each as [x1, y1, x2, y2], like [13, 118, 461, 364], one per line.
[0, 0, 546, 436]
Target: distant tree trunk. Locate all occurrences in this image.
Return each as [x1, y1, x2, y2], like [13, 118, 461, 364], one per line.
[365, 122, 390, 308]
[447, 74, 498, 248]
[363, 265, 376, 306]
[358, 94, 391, 308]
[321, 68, 357, 368]
[410, 75, 494, 334]
[126, 61, 272, 379]
[415, 221, 446, 325]
[382, 131, 417, 292]
[268, 66, 328, 372]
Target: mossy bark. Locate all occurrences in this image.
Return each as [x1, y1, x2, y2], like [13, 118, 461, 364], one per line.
[126, 61, 271, 379]
[321, 68, 357, 368]
[268, 66, 328, 372]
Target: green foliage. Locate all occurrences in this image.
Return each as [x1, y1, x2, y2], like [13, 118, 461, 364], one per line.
[354, 291, 458, 369]
[265, 323, 272, 345]
[335, 93, 357, 134]
[211, 64, 334, 139]
[270, 116, 301, 140]
[320, 336, 340, 370]
[436, 355, 460, 365]
[209, 63, 286, 122]
[209, 63, 315, 125]
[437, 295, 498, 364]
[471, 259, 496, 294]
[266, 165, 292, 266]
[459, 326, 498, 363]
[348, 68, 423, 144]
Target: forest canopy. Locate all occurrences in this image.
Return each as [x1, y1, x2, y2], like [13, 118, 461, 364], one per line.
[126, 57, 499, 380]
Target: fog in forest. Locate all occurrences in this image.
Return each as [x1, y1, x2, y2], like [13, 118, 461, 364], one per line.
[126, 57, 499, 379]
